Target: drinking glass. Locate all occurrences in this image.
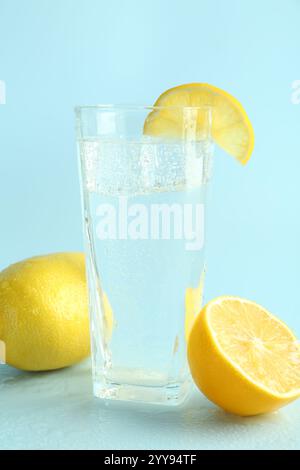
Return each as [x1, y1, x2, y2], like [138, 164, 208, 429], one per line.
[75, 105, 213, 405]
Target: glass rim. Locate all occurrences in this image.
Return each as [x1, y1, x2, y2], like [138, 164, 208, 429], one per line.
[74, 103, 213, 113]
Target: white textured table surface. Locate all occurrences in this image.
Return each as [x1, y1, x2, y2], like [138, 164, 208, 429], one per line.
[0, 361, 300, 450]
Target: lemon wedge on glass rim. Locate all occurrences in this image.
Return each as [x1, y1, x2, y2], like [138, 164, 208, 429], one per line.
[144, 83, 255, 164]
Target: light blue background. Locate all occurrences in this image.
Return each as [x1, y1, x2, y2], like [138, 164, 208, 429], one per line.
[0, 0, 300, 450]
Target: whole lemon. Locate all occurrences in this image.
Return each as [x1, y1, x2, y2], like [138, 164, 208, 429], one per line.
[0, 252, 90, 371]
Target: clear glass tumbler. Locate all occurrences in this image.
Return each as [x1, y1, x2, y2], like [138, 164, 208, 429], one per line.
[75, 105, 213, 405]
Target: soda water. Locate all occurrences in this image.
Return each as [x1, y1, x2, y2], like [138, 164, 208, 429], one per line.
[78, 137, 212, 404]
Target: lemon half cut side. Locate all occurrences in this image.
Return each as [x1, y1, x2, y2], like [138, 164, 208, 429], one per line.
[188, 296, 300, 416]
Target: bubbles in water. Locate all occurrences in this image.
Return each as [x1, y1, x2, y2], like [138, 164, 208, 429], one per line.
[79, 137, 213, 196]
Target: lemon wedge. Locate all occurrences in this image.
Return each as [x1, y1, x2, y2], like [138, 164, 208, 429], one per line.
[144, 83, 254, 164]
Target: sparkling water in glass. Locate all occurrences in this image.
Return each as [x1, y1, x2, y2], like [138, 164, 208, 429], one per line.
[75, 105, 213, 405]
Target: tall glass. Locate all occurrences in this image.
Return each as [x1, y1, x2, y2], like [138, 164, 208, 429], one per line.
[75, 105, 213, 405]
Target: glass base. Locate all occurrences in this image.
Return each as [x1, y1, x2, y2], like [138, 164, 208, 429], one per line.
[93, 375, 192, 406]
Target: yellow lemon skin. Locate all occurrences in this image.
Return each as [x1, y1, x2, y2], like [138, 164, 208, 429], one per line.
[102, 291, 114, 342]
[0, 252, 91, 371]
[184, 271, 205, 342]
[188, 298, 300, 416]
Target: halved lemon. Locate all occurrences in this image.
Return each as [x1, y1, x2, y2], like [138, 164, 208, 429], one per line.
[188, 296, 300, 416]
[144, 83, 255, 164]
